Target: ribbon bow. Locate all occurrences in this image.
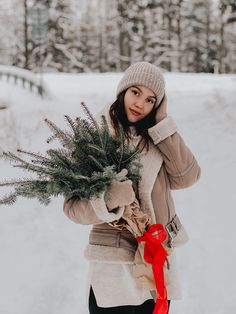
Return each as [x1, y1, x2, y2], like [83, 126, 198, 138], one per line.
[136, 224, 168, 314]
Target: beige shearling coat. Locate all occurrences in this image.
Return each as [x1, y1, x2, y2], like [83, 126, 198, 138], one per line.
[63, 103, 201, 299]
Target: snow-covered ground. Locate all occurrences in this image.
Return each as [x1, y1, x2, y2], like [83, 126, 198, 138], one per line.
[0, 71, 236, 314]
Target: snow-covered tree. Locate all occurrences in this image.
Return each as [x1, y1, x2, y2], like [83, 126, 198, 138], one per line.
[45, 0, 81, 72]
[116, 0, 166, 70]
[0, 0, 235, 73]
[180, 0, 212, 72]
[217, 0, 236, 73]
[0, 0, 25, 67]
[146, 0, 182, 71]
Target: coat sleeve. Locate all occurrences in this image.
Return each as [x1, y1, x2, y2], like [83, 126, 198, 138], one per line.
[148, 116, 201, 190]
[63, 191, 125, 225]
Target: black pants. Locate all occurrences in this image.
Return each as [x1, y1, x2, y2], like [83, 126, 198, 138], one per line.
[89, 286, 171, 314]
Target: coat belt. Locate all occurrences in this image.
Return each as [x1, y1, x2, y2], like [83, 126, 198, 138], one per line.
[89, 227, 138, 253]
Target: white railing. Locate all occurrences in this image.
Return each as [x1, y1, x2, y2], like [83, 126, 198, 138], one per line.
[0, 65, 49, 97]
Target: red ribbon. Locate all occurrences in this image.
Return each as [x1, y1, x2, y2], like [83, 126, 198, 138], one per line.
[136, 224, 168, 314]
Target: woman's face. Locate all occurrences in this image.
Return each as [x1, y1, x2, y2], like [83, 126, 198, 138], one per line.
[124, 85, 157, 123]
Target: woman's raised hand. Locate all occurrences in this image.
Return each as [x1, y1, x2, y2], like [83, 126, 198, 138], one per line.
[155, 93, 168, 124]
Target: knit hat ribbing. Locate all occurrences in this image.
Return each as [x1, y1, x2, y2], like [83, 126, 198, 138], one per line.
[116, 61, 165, 107]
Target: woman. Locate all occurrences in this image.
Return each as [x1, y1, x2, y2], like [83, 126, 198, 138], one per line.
[63, 61, 201, 313]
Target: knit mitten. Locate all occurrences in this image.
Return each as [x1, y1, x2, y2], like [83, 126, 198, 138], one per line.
[105, 169, 135, 211]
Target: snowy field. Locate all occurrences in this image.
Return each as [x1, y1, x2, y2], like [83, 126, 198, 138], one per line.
[0, 71, 236, 314]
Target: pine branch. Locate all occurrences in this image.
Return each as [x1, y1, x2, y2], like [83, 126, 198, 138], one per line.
[80, 101, 100, 132]
[87, 143, 107, 157]
[64, 114, 77, 133]
[12, 163, 52, 177]
[17, 148, 53, 166]
[46, 149, 72, 169]
[37, 195, 51, 206]
[121, 147, 140, 164]
[100, 115, 112, 148]
[80, 102, 104, 147]
[117, 122, 125, 172]
[0, 103, 142, 206]
[0, 151, 29, 165]
[44, 118, 72, 146]
[88, 155, 105, 172]
[0, 177, 38, 187]
[0, 192, 18, 205]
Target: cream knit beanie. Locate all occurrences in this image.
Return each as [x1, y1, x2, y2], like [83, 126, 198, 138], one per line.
[116, 61, 165, 106]
[116, 61, 165, 107]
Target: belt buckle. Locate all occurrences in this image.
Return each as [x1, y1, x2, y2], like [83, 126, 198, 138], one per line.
[165, 214, 182, 247]
[165, 222, 175, 247]
[173, 214, 182, 231]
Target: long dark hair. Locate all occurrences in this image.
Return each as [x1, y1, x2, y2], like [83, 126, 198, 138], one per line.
[109, 89, 161, 151]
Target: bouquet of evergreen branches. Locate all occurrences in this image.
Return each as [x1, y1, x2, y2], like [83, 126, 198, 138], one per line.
[0, 102, 142, 206]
